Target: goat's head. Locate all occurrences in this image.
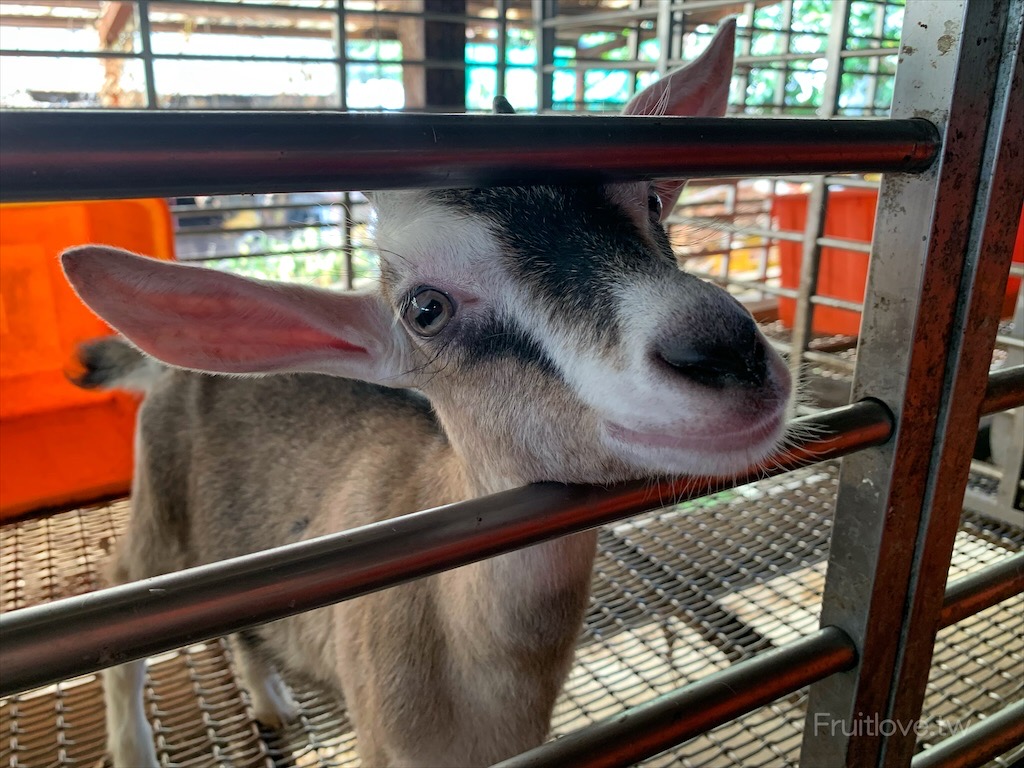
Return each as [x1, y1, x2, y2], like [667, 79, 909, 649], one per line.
[62, 19, 790, 488]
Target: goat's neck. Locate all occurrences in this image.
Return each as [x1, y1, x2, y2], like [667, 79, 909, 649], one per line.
[426, 420, 598, 660]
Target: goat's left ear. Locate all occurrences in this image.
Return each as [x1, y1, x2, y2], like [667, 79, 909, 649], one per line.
[61, 245, 411, 386]
[624, 18, 736, 217]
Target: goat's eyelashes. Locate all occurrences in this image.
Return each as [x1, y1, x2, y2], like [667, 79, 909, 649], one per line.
[404, 287, 455, 337]
[647, 189, 663, 224]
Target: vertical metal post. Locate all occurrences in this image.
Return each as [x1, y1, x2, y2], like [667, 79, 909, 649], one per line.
[135, 0, 159, 109]
[626, 0, 640, 97]
[785, 0, 849, 409]
[772, 0, 794, 115]
[533, 0, 556, 112]
[496, 0, 508, 97]
[668, 1, 684, 64]
[335, 0, 348, 110]
[863, 3, 886, 115]
[734, 2, 757, 113]
[721, 183, 737, 281]
[424, 0, 467, 111]
[800, 2, 1024, 765]
[881, 4, 1023, 763]
[655, 0, 671, 78]
[342, 191, 354, 290]
[336, 1, 352, 289]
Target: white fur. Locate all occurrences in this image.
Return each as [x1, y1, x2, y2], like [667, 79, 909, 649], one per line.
[372, 195, 790, 478]
[104, 660, 158, 768]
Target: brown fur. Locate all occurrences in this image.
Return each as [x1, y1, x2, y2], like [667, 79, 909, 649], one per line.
[95, 352, 596, 766]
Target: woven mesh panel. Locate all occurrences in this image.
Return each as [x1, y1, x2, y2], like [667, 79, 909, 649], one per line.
[2, 464, 1021, 767]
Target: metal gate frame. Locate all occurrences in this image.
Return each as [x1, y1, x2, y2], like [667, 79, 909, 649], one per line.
[0, 1, 1022, 766]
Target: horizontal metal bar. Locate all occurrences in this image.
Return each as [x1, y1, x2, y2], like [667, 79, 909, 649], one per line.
[668, 0, 766, 13]
[174, 220, 336, 237]
[811, 294, 864, 312]
[0, 48, 535, 70]
[778, 174, 881, 189]
[909, 699, 1024, 768]
[171, 200, 353, 216]
[689, 272, 799, 299]
[543, 7, 658, 28]
[765, 338, 858, 372]
[493, 627, 857, 768]
[689, 271, 865, 314]
[92, 0, 504, 24]
[178, 245, 357, 263]
[0, 111, 940, 202]
[967, 458, 1004, 480]
[0, 400, 893, 697]
[939, 552, 1024, 628]
[729, 225, 806, 243]
[840, 46, 901, 59]
[980, 365, 1024, 413]
[817, 234, 873, 253]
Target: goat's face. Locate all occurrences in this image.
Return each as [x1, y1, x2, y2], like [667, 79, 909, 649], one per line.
[61, 18, 787, 487]
[370, 184, 791, 484]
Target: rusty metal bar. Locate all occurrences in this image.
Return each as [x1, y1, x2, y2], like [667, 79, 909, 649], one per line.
[909, 699, 1024, 768]
[980, 364, 1024, 414]
[0, 111, 939, 203]
[939, 552, 1024, 628]
[0, 400, 892, 698]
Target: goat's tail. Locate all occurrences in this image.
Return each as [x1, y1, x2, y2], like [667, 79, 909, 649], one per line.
[72, 337, 165, 394]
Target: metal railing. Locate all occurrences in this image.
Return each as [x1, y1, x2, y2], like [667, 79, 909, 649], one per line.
[0, 111, 938, 203]
[0, 400, 894, 696]
[0, 2, 1022, 767]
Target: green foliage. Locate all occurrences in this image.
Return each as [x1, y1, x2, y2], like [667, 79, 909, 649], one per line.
[207, 226, 378, 288]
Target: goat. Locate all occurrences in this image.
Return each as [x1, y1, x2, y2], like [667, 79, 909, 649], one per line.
[62, 19, 790, 768]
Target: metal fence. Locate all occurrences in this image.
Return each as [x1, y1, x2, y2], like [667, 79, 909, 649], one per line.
[0, 0, 1022, 766]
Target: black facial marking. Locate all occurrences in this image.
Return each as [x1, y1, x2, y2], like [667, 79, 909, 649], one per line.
[460, 314, 561, 380]
[429, 186, 677, 345]
[290, 517, 310, 537]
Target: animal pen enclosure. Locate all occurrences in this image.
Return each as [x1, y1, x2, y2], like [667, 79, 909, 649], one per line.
[0, 0, 1022, 766]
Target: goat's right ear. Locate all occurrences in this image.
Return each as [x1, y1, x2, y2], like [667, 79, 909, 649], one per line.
[623, 19, 736, 218]
[61, 246, 411, 386]
[623, 18, 735, 119]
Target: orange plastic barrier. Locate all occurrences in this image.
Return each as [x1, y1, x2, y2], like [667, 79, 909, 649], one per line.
[0, 199, 175, 519]
[774, 190, 1024, 336]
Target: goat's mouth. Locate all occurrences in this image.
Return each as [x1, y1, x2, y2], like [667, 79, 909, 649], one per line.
[603, 409, 786, 473]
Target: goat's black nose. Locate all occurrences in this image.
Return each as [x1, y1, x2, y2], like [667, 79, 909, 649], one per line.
[655, 317, 768, 388]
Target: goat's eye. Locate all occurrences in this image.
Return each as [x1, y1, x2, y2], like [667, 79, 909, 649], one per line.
[647, 190, 663, 223]
[405, 287, 454, 337]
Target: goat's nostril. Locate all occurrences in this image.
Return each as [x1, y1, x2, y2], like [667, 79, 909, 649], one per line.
[656, 338, 768, 388]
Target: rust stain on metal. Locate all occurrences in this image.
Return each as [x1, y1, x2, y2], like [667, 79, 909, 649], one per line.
[937, 20, 960, 55]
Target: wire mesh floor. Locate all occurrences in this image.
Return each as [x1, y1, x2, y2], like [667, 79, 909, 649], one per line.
[2, 462, 1021, 768]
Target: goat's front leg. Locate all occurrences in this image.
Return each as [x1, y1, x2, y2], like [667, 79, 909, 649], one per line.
[230, 633, 299, 729]
[104, 659, 158, 768]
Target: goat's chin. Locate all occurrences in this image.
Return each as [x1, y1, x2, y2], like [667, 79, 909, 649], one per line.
[601, 412, 786, 479]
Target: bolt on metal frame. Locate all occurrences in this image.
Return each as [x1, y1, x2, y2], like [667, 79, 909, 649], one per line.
[1, 1, 1023, 766]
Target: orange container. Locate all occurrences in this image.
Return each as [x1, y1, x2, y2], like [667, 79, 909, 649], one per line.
[774, 190, 1024, 336]
[0, 199, 175, 519]
[773, 189, 877, 337]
